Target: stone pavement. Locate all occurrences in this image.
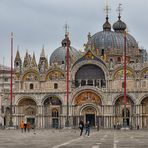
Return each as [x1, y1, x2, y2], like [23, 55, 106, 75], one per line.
[0, 129, 148, 148]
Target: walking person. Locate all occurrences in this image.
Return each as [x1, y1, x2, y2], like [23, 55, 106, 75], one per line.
[20, 120, 24, 133]
[85, 121, 90, 137]
[24, 121, 27, 132]
[79, 120, 84, 136]
[27, 122, 31, 132]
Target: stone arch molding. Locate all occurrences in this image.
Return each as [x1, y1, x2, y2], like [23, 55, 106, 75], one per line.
[137, 94, 148, 105]
[41, 94, 63, 105]
[112, 93, 136, 106]
[71, 60, 109, 81]
[79, 103, 101, 116]
[15, 95, 38, 106]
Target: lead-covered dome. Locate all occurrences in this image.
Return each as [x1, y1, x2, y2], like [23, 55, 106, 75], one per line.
[113, 15, 126, 33]
[87, 16, 138, 50]
[50, 35, 80, 65]
[88, 31, 138, 50]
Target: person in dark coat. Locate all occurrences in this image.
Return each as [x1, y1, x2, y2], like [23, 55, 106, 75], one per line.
[79, 120, 84, 136]
[85, 121, 90, 136]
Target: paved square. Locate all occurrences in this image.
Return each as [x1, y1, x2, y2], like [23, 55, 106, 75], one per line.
[0, 129, 148, 148]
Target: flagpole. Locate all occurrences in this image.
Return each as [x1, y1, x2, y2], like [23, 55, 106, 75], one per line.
[65, 33, 70, 127]
[9, 32, 13, 127]
[123, 30, 127, 127]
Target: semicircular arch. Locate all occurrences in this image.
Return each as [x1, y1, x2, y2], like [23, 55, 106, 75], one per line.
[139, 68, 148, 79]
[138, 94, 148, 105]
[45, 69, 65, 81]
[41, 94, 63, 106]
[112, 66, 135, 80]
[21, 69, 40, 81]
[71, 60, 109, 81]
[79, 103, 100, 116]
[16, 96, 38, 106]
[72, 89, 102, 107]
[113, 94, 135, 106]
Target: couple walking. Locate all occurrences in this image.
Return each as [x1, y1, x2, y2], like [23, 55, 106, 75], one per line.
[79, 120, 90, 137]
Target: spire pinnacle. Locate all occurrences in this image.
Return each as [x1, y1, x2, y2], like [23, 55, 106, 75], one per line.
[64, 22, 69, 36]
[103, 1, 111, 31]
[117, 3, 122, 20]
[104, 0, 111, 17]
[40, 45, 45, 57]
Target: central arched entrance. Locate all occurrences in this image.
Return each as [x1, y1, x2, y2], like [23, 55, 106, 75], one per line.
[73, 90, 102, 127]
[81, 106, 97, 126]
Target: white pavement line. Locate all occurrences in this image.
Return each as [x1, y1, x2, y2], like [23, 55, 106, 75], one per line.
[95, 143, 101, 145]
[113, 132, 118, 148]
[52, 137, 83, 148]
[92, 146, 99, 148]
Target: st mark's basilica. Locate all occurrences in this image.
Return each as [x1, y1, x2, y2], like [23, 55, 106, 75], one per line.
[1, 5, 148, 129]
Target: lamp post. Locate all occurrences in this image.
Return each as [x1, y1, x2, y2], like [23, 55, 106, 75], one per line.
[9, 32, 13, 127]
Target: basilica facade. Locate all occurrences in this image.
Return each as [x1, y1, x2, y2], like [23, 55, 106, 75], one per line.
[2, 11, 148, 129]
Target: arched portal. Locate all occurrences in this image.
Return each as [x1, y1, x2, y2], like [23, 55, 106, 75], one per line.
[73, 90, 102, 127]
[81, 106, 97, 126]
[75, 64, 106, 88]
[114, 96, 134, 127]
[141, 97, 148, 128]
[43, 95, 62, 128]
[18, 98, 37, 127]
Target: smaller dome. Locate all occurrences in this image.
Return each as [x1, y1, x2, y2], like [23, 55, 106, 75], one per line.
[50, 35, 80, 65]
[61, 34, 71, 47]
[113, 15, 126, 33]
[103, 16, 111, 31]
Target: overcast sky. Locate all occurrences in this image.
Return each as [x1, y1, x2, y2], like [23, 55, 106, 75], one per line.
[0, 0, 148, 66]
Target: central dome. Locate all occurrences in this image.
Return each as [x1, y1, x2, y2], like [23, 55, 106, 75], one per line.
[87, 15, 138, 51]
[88, 31, 138, 50]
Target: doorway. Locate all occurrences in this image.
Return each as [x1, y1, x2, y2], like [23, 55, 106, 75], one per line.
[27, 118, 35, 128]
[86, 114, 95, 126]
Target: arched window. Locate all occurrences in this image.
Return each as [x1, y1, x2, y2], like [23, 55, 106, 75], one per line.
[30, 83, 34, 89]
[54, 83, 58, 89]
[52, 109, 59, 117]
[117, 57, 121, 63]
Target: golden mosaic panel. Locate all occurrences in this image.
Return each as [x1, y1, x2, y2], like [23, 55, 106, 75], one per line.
[47, 70, 64, 80]
[141, 69, 148, 79]
[74, 91, 101, 106]
[114, 69, 134, 80]
[23, 72, 39, 81]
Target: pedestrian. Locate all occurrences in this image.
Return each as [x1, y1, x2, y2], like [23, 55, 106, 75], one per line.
[27, 122, 31, 132]
[20, 120, 24, 133]
[85, 121, 90, 137]
[97, 122, 99, 131]
[24, 121, 27, 132]
[79, 120, 84, 136]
